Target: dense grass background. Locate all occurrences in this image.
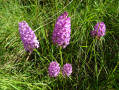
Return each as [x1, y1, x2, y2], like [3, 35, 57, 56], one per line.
[0, 0, 119, 89]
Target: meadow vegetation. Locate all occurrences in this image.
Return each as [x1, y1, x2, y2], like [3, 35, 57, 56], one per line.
[0, 0, 119, 89]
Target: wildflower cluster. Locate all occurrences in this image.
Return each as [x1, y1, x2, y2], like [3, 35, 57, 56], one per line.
[18, 12, 106, 78]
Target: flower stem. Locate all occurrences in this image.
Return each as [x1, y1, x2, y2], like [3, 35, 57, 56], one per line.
[34, 49, 41, 57]
[59, 46, 63, 66]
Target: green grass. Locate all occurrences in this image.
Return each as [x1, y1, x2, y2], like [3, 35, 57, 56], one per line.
[0, 0, 119, 89]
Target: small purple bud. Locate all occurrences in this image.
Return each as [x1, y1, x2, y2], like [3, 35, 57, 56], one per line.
[48, 61, 60, 77]
[91, 22, 106, 38]
[62, 63, 72, 77]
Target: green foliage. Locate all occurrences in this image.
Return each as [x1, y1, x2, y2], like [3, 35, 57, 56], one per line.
[0, 0, 119, 89]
